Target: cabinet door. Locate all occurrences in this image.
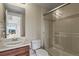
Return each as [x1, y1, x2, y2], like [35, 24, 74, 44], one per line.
[0, 46, 29, 56]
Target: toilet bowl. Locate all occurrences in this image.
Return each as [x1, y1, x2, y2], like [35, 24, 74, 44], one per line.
[30, 40, 49, 56]
[36, 49, 49, 56]
[30, 49, 49, 56]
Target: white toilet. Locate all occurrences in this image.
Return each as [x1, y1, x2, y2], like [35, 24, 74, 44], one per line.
[30, 40, 49, 56]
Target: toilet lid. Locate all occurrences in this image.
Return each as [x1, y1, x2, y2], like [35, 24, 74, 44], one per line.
[36, 49, 49, 56]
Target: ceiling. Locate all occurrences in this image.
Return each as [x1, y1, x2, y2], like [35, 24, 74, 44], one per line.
[35, 3, 63, 11]
[4, 4, 25, 14]
[4, 3, 63, 14]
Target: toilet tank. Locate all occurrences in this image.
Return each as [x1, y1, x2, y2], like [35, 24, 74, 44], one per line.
[31, 40, 41, 50]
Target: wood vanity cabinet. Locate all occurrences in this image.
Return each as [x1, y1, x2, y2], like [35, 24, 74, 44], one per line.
[0, 45, 29, 56]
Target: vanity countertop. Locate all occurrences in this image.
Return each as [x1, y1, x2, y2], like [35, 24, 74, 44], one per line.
[0, 40, 31, 52]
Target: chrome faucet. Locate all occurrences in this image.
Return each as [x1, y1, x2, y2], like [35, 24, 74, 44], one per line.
[11, 38, 18, 41]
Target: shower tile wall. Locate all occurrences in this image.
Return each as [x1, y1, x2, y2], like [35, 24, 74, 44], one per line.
[52, 4, 79, 55]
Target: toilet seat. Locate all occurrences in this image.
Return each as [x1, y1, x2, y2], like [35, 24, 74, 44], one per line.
[36, 49, 49, 56]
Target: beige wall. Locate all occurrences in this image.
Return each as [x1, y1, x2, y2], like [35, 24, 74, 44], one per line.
[0, 4, 5, 39]
[25, 4, 48, 43]
[0, 4, 5, 47]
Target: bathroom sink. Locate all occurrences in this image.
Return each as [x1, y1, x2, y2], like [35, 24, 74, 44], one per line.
[4, 38, 23, 47]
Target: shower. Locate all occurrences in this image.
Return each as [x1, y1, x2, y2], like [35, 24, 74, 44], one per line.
[43, 3, 79, 56]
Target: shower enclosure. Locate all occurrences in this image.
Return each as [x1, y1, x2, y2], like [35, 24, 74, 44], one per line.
[43, 3, 79, 56]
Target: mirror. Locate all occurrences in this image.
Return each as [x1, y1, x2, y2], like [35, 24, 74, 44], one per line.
[6, 11, 21, 38]
[4, 4, 25, 38]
